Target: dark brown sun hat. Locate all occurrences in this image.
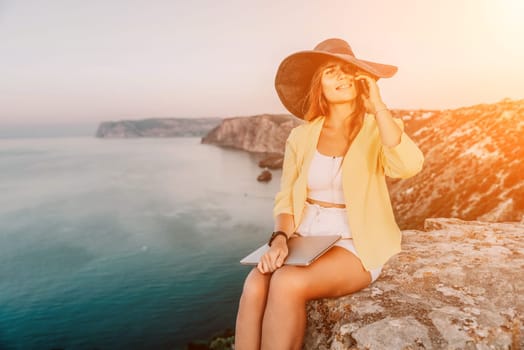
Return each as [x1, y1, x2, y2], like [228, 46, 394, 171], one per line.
[275, 38, 398, 119]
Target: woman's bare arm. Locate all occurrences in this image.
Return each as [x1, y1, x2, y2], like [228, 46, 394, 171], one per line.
[273, 213, 295, 237]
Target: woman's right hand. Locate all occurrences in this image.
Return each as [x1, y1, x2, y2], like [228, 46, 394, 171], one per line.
[257, 236, 289, 274]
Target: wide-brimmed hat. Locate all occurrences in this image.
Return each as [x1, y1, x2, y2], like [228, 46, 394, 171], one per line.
[275, 38, 398, 119]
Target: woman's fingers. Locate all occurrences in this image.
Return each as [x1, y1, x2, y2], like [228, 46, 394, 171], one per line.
[258, 252, 274, 274]
[356, 75, 383, 111]
[275, 252, 284, 268]
[268, 249, 279, 271]
[257, 254, 268, 274]
[261, 254, 271, 273]
[273, 247, 288, 269]
[355, 75, 377, 90]
[355, 74, 374, 83]
[275, 247, 288, 267]
[257, 247, 288, 274]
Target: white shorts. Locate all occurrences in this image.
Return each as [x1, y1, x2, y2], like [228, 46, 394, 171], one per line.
[296, 202, 383, 283]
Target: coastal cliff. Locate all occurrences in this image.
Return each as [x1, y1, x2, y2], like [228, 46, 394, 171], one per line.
[202, 99, 524, 229]
[388, 98, 524, 230]
[304, 218, 524, 350]
[95, 117, 222, 138]
[201, 114, 303, 154]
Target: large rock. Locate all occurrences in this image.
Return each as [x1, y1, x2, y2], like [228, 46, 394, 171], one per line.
[258, 153, 284, 169]
[257, 170, 272, 182]
[304, 218, 524, 349]
[201, 114, 303, 154]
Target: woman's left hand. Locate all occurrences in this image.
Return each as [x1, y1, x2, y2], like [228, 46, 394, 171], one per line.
[355, 74, 386, 113]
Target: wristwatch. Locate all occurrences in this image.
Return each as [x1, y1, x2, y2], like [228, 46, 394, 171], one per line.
[268, 231, 289, 246]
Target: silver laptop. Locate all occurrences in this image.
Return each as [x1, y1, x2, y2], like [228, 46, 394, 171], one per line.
[240, 235, 341, 266]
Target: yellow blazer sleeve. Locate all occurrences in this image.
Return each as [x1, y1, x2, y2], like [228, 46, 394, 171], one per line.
[273, 128, 299, 217]
[380, 118, 424, 179]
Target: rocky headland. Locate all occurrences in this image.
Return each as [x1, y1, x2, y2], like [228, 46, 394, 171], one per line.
[201, 113, 303, 154]
[202, 99, 524, 229]
[95, 117, 222, 138]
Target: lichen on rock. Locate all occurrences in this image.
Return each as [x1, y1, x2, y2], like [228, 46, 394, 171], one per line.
[304, 218, 524, 349]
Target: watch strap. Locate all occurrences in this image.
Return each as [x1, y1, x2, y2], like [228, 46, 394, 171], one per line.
[268, 231, 289, 246]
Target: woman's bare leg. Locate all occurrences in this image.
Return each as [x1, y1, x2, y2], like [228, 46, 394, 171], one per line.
[260, 247, 371, 350]
[235, 267, 272, 350]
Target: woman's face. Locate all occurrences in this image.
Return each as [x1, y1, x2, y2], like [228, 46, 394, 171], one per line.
[320, 62, 359, 104]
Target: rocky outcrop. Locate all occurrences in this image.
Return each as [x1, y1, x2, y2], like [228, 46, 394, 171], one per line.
[388, 98, 524, 229]
[258, 154, 284, 169]
[95, 117, 222, 138]
[257, 169, 272, 182]
[202, 99, 524, 229]
[304, 218, 524, 349]
[201, 114, 303, 154]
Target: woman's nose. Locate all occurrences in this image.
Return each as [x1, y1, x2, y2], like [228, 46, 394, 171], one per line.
[336, 70, 346, 79]
[336, 70, 352, 81]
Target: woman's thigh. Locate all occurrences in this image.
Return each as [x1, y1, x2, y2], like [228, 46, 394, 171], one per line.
[271, 246, 371, 300]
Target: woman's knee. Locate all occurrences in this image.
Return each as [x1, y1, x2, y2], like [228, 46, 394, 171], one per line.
[241, 268, 271, 302]
[268, 267, 308, 299]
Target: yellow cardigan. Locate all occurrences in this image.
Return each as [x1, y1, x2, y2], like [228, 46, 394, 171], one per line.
[273, 113, 424, 270]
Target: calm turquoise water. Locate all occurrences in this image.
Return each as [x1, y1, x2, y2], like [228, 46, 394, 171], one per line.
[0, 137, 279, 349]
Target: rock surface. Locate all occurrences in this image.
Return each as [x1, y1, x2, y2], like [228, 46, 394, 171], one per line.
[257, 170, 272, 182]
[258, 153, 284, 169]
[95, 117, 222, 137]
[304, 218, 524, 350]
[201, 114, 303, 154]
[387, 98, 524, 229]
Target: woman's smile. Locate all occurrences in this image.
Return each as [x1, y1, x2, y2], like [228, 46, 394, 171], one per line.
[336, 82, 353, 90]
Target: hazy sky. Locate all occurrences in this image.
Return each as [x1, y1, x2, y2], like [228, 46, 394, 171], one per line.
[1, 0, 523, 125]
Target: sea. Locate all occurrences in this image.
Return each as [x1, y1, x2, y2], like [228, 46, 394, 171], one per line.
[0, 136, 280, 349]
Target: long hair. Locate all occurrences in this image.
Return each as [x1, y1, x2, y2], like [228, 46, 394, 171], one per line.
[302, 60, 367, 148]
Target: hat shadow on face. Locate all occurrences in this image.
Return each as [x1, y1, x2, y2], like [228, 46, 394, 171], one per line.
[291, 56, 372, 119]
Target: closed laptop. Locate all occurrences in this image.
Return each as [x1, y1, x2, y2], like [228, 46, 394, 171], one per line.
[240, 235, 341, 266]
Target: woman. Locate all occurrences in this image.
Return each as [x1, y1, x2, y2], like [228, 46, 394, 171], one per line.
[235, 38, 424, 350]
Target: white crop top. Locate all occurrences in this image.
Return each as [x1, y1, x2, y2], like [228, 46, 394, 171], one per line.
[307, 149, 345, 204]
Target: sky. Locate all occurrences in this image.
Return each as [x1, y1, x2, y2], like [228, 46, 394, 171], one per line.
[1, 0, 523, 126]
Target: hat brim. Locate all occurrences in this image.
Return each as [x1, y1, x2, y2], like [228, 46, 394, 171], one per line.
[275, 51, 397, 119]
